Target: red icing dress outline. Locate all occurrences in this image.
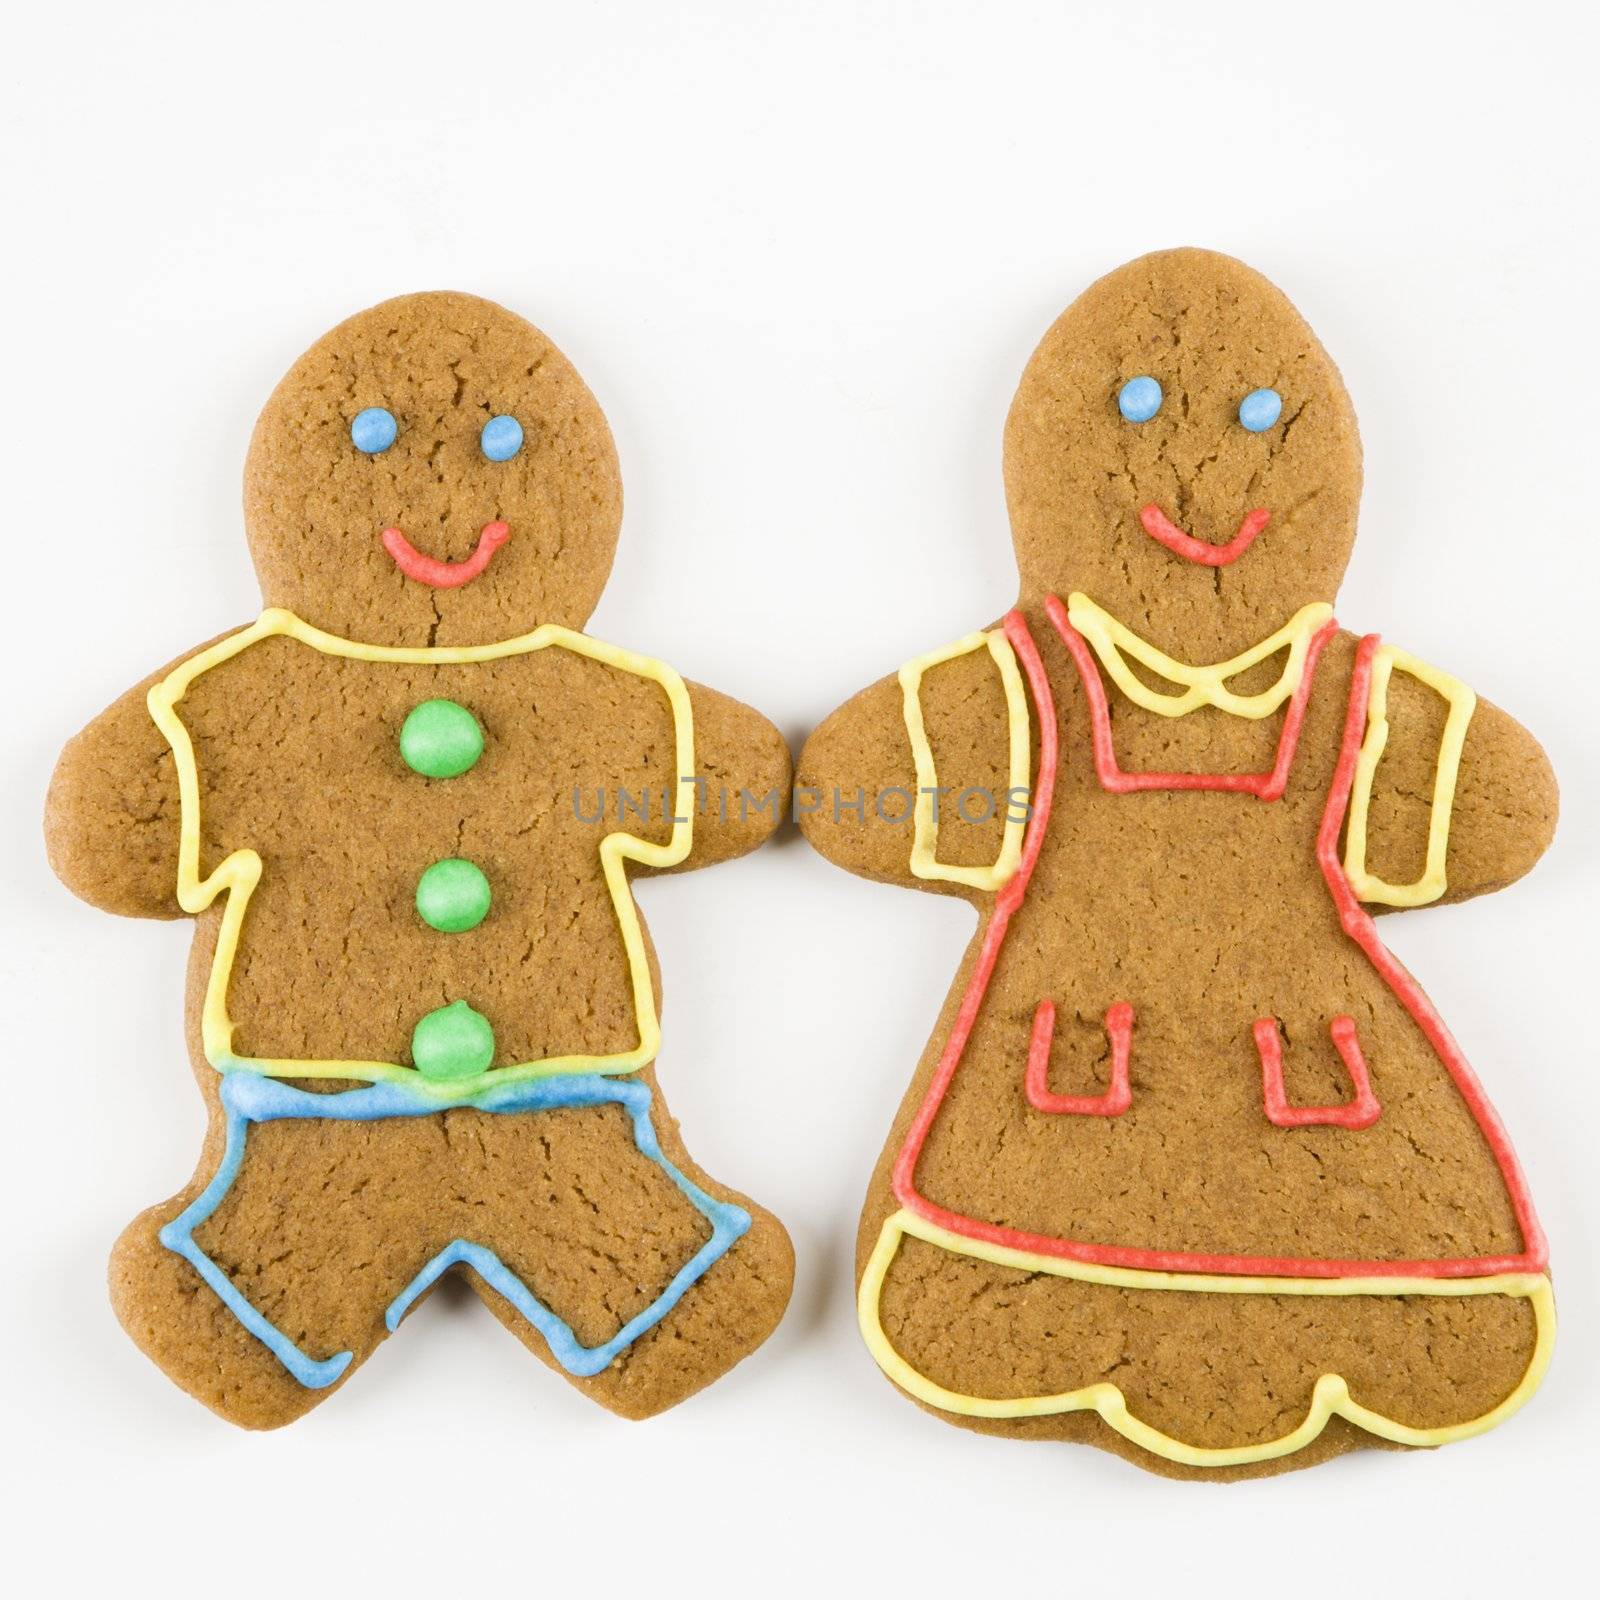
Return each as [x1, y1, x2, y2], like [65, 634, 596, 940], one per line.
[892, 610, 1547, 1280]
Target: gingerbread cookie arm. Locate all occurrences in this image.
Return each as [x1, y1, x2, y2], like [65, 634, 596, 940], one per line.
[45, 631, 242, 919]
[644, 680, 793, 872]
[1339, 634, 1557, 909]
[1440, 696, 1558, 901]
[797, 671, 919, 887]
[798, 624, 1028, 895]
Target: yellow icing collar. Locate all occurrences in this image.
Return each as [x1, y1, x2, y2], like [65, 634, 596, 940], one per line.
[1065, 593, 1335, 720]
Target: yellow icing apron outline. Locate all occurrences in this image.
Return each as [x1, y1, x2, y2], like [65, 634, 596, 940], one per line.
[1342, 644, 1475, 906]
[1065, 593, 1335, 719]
[900, 629, 1030, 890]
[860, 1208, 1554, 1469]
[148, 608, 696, 1099]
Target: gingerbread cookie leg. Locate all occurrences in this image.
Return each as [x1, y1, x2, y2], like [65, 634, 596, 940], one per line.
[109, 1085, 386, 1428]
[465, 1073, 794, 1418]
[110, 1215, 338, 1430]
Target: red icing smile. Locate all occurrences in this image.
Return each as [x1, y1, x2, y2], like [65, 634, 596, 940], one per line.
[382, 521, 509, 588]
[1139, 503, 1270, 567]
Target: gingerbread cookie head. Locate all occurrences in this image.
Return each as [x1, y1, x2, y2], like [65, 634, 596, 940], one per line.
[244, 291, 622, 647]
[1004, 248, 1363, 661]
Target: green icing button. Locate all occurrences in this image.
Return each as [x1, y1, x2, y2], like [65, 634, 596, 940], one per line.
[411, 999, 495, 1081]
[416, 858, 492, 933]
[400, 699, 484, 778]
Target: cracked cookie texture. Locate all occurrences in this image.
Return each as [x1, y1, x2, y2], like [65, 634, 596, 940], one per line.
[799, 249, 1558, 1479]
[46, 292, 793, 1426]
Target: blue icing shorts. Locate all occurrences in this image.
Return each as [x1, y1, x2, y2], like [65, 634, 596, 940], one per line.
[159, 1071, 751, 1389]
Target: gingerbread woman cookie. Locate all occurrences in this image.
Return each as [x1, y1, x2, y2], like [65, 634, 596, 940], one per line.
[800, 249, 1557, 1479]
[46, 292, 793, 1426]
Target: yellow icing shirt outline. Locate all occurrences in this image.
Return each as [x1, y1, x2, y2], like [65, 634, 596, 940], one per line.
[859, 1208, 1553, 1469]
[899, 629, 1030, 891]
[148, 608, 696, 1100]
[1342, 644, 1475, 907]
[1065, 593, 1335, 720]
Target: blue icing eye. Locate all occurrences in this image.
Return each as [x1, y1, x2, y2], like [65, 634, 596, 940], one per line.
[1239, 388, 1283, 433]
[480, 415, 523, 461]
[1118, 376, 1163, 423]
[350, 406, 397, 454]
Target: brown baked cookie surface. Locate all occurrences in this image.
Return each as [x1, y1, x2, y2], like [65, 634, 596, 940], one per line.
[46, 292, 793, 1427]
[799, 249, 1557, 1479]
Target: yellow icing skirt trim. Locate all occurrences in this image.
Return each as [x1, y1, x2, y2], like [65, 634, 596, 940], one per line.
[1342, 644, 1476, 907]
[859, 1209, 1553, 1469]
[1065, 594, 1335, 719]
[899, 629, 1029, 891]
[147, 608, 696, 1100]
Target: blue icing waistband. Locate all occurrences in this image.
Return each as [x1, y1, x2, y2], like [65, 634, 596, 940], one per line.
[159, 1071, 749, 1389]
[219, 1067, 660, 1122]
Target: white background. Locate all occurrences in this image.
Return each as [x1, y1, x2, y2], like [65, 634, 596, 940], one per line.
[4, 3, 1595, 1593]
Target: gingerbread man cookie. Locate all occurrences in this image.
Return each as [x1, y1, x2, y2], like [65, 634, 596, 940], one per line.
[800, 249, 1557, 1479]
[46, 292, 793, 1426]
